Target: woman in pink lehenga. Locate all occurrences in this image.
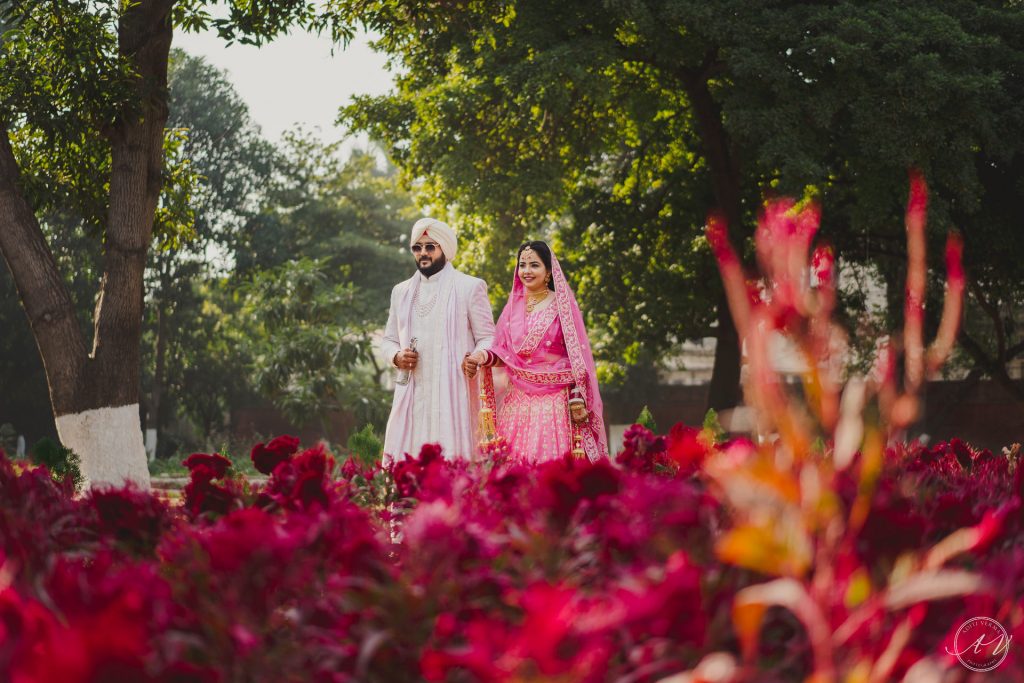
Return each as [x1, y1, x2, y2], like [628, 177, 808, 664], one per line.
[463, 241, 608, 462]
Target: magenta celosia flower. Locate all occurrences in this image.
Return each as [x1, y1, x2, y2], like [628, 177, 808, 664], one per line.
[665, 423, 710, 475]
[182, 464, 239, 518]
[257, 443, 341, 512]
[534, 455, 621, 521]
[85, 486, 175, 557]
[2, 554, 168, 683]
[615, 424, 669, 473]
[182, 452, 232, 479]
[389, 443, 451, 502]
[250, 434, 301, 475]
[339, 456, 360, 480]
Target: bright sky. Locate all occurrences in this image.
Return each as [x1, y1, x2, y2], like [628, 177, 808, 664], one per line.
[173, 28, 394, 146]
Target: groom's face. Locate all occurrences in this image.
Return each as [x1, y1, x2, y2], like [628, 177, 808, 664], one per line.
[413, 237, 446, 276]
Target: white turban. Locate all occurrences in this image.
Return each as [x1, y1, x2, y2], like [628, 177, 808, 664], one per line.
[410, 217, 457, 262]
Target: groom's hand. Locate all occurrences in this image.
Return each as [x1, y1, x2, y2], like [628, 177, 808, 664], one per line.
[395, 349, 419, 371]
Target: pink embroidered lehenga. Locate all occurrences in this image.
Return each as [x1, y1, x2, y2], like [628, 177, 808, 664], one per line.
[485, 249, 608, 462]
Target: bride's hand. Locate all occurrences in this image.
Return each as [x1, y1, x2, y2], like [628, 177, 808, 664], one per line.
[462, 351, 484, 378]
[570, 401, 589, 424]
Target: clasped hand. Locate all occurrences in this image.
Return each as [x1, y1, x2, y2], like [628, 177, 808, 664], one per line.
[569, 401, 589, 425]
[462, 351, 487, 378]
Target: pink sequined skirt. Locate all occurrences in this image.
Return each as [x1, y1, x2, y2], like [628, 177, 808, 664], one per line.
[496, 384, 573, 462]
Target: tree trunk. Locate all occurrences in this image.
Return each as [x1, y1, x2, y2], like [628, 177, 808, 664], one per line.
[683, 56, 745, 412]
[707, 290, 743, 411]
[147, 294, 168, 460]
[0, 1, 175, 487]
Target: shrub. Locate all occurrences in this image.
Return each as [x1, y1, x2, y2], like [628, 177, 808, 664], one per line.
[29, 437, 83, 493]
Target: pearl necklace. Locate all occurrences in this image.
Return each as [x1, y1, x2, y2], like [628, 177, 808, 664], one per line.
[525, 290, 549, 314]
[414, 282, 439, 317]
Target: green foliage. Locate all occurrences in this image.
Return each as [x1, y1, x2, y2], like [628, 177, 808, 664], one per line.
[239, 258, 390, 430]
[30, 437, 83, 493]
[340, 0, 1024, 384]
[634, 406, 657, 433]
[702, 408, 725, 444]
[138, 53, 414, 451]
[347, 423, 383, 468]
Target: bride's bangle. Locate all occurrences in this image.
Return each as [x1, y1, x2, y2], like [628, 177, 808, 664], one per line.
[480, 350, 497, 367]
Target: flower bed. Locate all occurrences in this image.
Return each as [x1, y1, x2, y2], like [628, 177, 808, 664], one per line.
[4, 176, 1018, 681]
[0, 430, 1020, 682]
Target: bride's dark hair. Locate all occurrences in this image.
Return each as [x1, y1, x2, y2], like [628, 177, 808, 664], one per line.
[517, 241, 555, 291]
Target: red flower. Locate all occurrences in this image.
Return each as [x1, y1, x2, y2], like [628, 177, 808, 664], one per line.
[389, 443, 449, 501]
[618, 551, 706, 645]
[615, 424, 669, 474]
[182, 464, 238, 518]
[340, 456, 360, 480]
[666, 423, 711, 475]
[812, 244, 835, 288]
[250, 435, 301, 475]
[85, 486, 173, 556]
[258, 443, 339, 512]
[182, 452, 232, 479]
[4, 555, 166, 683]
[536, 455, 621, 520]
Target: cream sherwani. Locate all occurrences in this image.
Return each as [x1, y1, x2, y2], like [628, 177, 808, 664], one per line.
[379, 263, 495, 462]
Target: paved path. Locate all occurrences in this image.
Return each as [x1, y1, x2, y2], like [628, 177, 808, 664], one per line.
[151, 475, 268, 490]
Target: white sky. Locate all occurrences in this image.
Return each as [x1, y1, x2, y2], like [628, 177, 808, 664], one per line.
[173, 28, 394, 146]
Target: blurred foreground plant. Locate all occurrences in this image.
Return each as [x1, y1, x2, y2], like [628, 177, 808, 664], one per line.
[681, 174, 1013, 683]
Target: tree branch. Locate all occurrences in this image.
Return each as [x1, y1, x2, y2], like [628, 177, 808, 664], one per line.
[958, 329, 1024, 405]
[967, 277, 1006, 363]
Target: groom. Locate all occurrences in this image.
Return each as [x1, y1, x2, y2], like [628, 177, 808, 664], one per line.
[379, 218, 495, 463]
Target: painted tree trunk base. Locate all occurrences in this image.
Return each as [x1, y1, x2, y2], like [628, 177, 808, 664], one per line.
[54, 404, 151, 489]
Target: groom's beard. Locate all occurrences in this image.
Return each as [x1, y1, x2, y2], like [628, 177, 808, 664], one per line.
[418, 253, 447, 277]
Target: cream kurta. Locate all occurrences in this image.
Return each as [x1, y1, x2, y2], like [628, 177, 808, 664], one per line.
[379, 263, 495, 462]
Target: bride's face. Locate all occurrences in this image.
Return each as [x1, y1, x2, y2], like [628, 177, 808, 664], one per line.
[517, 250, 549, 293]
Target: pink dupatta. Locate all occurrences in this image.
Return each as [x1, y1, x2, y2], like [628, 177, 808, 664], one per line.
[489, 248, 608, 460]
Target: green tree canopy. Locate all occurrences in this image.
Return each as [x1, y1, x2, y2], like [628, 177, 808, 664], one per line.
[339, 0, 1024, 406]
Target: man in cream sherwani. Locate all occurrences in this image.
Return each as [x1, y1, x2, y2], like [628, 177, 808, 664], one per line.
[379, 218, 496, 462]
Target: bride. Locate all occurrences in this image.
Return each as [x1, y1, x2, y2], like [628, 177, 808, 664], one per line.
[463, 241, 607, 461]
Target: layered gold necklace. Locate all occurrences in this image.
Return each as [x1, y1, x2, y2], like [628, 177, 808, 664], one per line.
[525, 290, 549, 314]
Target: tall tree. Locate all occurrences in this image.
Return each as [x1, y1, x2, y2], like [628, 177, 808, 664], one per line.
[0, 0, 351, 485]
[143, 49, 276, 457]
[233, 133, 414, 435]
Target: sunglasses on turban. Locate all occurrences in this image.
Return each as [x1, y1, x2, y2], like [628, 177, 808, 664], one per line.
[411, 243, 441, 254]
